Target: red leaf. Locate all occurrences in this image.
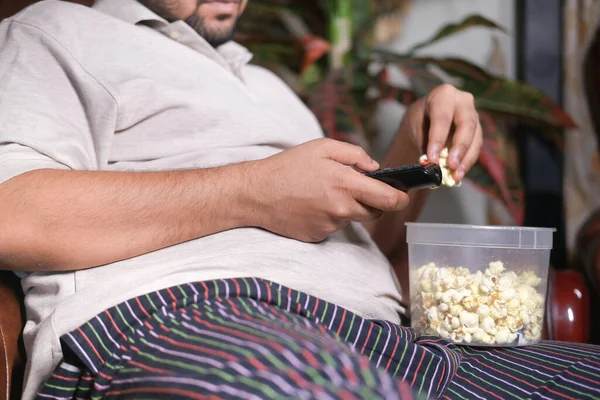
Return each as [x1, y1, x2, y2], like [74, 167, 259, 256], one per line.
[299, 35, 331, 73]
[308, 70, 370, 149]
[463, 112, 525, 225]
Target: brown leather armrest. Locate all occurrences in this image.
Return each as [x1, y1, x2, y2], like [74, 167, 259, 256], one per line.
[545, 269, 590, 343]
[0, 272, 26, 400]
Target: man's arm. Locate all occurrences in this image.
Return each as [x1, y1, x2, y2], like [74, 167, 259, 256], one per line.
[363, 125, 429, 260]
[0, 166, 255, 272]
[365, 85, 483, 261]
[0, 139, 409, 272]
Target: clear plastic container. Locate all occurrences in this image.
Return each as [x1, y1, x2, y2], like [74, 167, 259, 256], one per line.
[406, 223, 555, 347]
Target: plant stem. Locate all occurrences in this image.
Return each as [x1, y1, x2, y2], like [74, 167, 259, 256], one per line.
[329, 0, 352, 69]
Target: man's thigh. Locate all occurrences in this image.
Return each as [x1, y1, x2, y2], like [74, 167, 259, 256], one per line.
[105, 297, 412, 399]
[37, 280, 420, 400]
[446, 341, 600, 400]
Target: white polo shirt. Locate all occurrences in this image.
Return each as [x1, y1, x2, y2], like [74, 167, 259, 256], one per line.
[0, 1, 405, 397]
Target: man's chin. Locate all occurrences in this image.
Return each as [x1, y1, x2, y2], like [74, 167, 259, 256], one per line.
[184, 14, 238, 47]
[200, 29, 236, 47]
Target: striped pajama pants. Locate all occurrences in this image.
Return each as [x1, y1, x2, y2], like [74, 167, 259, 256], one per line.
[37, 278, 600, 400]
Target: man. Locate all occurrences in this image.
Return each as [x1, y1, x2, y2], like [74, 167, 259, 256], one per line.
[0, 1, 598, 399]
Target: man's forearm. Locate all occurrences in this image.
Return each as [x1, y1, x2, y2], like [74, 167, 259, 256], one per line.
[365, 128, 430, 259]
[0, 165, 256, 272]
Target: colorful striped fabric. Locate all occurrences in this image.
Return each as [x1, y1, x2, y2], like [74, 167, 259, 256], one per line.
[36, 278, 600, 399]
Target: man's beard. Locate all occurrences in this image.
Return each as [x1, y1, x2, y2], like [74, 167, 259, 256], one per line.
[185, 6, 239, 48]
[137, 0, 239, 48]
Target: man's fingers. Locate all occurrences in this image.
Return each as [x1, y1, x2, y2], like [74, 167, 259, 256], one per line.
[346, 171, 409, 212]
[448, 92, 478, 170]
[426, 84, 456, 163]
[348, 203, 385, 222]
[455, 122, 483, 181]
[318, 138, 379, 172]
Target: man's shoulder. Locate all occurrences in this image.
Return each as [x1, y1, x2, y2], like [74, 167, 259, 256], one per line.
[7, 0, 110, 40]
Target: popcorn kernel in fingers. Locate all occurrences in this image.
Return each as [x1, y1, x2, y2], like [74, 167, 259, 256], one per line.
[419, 147, 462, 188]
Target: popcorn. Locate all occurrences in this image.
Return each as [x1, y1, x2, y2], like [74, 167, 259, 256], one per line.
[462, 295, 479, 311]
[495, 327, 517, 345]
[473, 328, 494, 344]
[480, 277, 496, 293]
[506, 316, 524, 333]
[414, 260, 545, 346]
[420, 280, 433, 293]
[519, 271, 542, 287]
[418, 263, 437, 281]
[463, 332, 473, 343]
[499, 288, 518, 301]
[484, 274, 498, 286]
[438, 329, 451, 339]
[452, 289, 470, 303]
[481, 317, 497, 335]
[459, 310, 479, 329]
[498, 271, 518, 288]
[507, 297, 520, 309]
[519, 310, 531, 325]
[422, 292, 436, 308]
[487, 261, 505, 276]
[490, 300, 508, 320]
[477, 304, 490, 319]
[441, 289, 457, 304]
[427, 306, 440, 323]
[450, 304, 464, 316]
[456, 276, 467, 289]
[451, 317, 461, 330]
[419, 147, 462, 188]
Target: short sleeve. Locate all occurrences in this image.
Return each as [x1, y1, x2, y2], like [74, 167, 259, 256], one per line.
[0, 19, 116, 184]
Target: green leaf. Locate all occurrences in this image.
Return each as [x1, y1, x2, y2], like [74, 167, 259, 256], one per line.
[462, 79, 577, 128]
[407, 14, 506, 54]
[407, 57, 492, 82]
[300, 64, 324, 89]
[372, 55, 577, 129]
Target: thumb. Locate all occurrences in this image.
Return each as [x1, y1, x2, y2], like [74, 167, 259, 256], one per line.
[320, 139, 379, 172]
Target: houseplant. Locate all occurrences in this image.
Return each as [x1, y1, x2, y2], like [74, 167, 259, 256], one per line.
[234, 0, 575, 225]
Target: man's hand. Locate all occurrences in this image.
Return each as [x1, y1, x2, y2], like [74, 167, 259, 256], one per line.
[249, 138, 409, 243]
[369, 84, 483, 259]
[401, 83, 483, 182]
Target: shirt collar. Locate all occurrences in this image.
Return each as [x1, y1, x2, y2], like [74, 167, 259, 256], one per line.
[92, 0, 253, 77]
[93, 0, 167, 27]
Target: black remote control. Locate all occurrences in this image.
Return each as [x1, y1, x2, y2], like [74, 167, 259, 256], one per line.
[365, 162, 443, 192]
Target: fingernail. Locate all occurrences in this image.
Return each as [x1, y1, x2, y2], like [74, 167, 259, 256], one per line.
[430, 146, 441, 163]
[372, 159, 380, 169]
[451, 150, 461, 166]
[456, 168, 465, 180]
